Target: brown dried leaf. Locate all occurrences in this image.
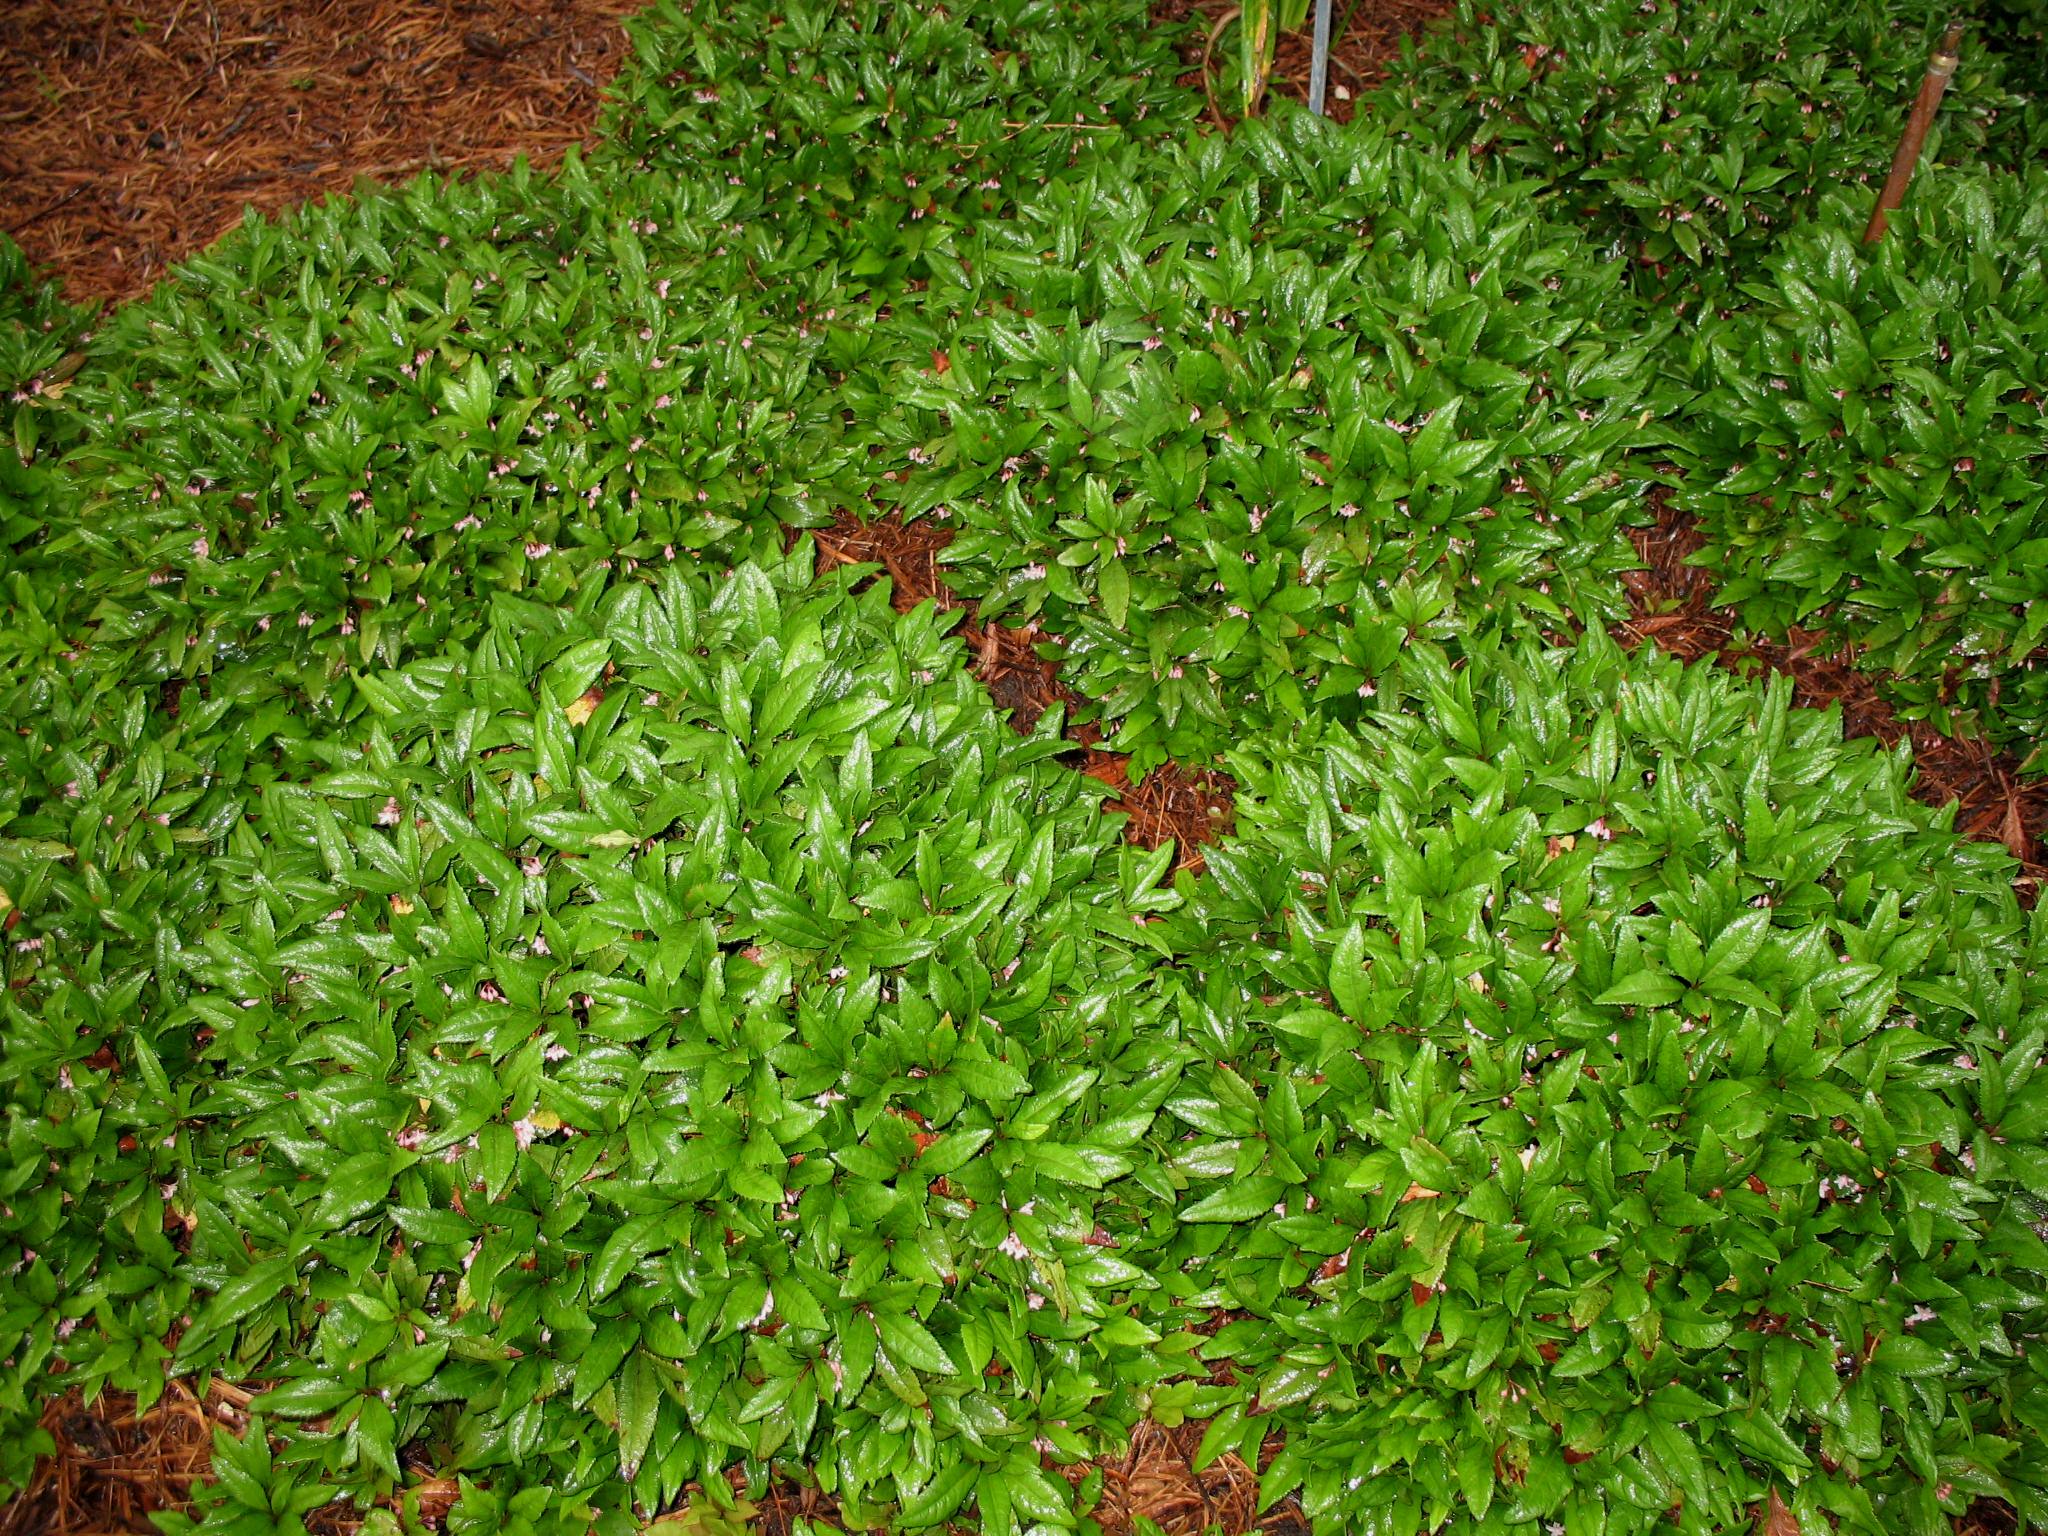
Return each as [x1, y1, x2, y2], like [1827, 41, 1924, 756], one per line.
[1761, 1488, 1801, 1536]
[2001, 790, 2030, 862]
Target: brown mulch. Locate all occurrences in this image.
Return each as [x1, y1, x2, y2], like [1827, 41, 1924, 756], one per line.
[741, 1419, 1307, 1536]
[1620, 492, 2047, 892]
[1, 1382, 242, 1536]
[810, 510, 1237, 873]
[0, 0, 642, 305]
[1156, 0, 1454, 125]
[1075, 1421, 1311, 1536]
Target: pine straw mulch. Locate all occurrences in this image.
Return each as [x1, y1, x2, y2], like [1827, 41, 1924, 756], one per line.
[809, 510, 1237, 874]
[0, 0, 643, 306]
[1620, 491, 2048, 894]
[1154, 0, 1454, 125]
[4, 1381, 240, 1536]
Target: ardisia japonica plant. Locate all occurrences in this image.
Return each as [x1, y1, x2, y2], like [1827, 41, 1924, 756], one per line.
[2, 550, 1202, 1535]
[1374, 0, 2027, 297]
[0, 237, 92, 622]
[1, 0, 2046, 1528]
[1668, 168, 2048, 756]
[1150, 629, 2048, 1535]
[871, 113, 1664, 778]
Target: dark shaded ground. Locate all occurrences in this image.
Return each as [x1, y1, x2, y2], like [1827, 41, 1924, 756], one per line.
[0, 0, 641, 304]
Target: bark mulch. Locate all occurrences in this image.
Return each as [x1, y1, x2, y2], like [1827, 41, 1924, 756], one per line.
[0, 0, 642, 305]
[1620, 491, 2047, 894]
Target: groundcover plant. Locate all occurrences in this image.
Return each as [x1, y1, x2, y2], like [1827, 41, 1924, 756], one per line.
[2, 0, 2046, 1532]
[1665, 169, 2048, 756]
[1382, 0, 2048, 764]
[1375, 0, 2030, 296]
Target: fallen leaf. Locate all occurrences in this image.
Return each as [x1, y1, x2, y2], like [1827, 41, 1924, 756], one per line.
[1760, 1488, 1801, 1536]
[2001, 791, 2029, 862]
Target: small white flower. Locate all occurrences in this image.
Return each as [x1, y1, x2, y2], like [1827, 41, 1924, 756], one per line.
[999, 1231, 1030, 1261]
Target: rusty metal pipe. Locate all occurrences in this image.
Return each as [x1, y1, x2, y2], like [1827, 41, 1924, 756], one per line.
[1864, 22, 1965, 243]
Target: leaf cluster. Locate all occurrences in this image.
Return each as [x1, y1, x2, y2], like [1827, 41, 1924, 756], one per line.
[1665, 169, 2048, 751]
[1375, 0, 2029, 296]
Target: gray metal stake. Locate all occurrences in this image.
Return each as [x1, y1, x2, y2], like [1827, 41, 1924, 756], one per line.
[1308, 0, 1334, 115]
